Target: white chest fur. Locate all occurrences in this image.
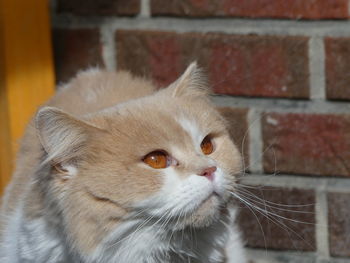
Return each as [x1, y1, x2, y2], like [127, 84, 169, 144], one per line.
[90, 210, 245, 263]
[0, 206, 245, 263]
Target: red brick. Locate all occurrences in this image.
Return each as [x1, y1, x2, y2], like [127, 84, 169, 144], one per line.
[236, 186, 316, 251]
[217, 107, 249, 168]
[53, 28, 104, 83]
[328, 192, 350, 257]
[325, 37, 350, 100]
[262, 113, 350, 177]
[57, 0, 140, 16]
[116, 30, 309, 98]
[151, 0, 349, 19]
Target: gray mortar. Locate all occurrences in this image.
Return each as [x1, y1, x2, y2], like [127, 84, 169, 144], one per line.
[53, 16, 350, 37]
[309, 37, 326, 100]
[212, 96, 350, 114]
[247, 108, 263, 174]
[100, 25, 117, 71]
[240, 174, 350, 193]
[139, 0, 151, 18]
[315, 188, 330, 260]
[246, 248, 350, 263]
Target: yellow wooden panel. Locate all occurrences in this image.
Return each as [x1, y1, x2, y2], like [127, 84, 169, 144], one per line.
[0, 91, 12, 195]
[0, 0, 55, 194]
[0, 13, 13, 193]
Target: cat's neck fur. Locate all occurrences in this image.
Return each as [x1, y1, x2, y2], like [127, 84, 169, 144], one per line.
[4, 188, 236, 263]
[92, 214, 233, 263]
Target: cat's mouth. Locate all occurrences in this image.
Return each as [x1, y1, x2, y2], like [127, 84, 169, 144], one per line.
[202, 190, 220, 204]
[185, 191, 221, 227]
[194, 183, 227, 212]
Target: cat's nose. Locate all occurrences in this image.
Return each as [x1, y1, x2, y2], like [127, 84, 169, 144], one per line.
[199, 166, 216, 181]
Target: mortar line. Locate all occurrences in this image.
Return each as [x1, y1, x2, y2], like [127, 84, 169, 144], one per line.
[247, 109, 263, 174]
[211, 96, 350, 114]
[245, 248, 350, 263]
[52, 16, 350, 37]
[315, 187, 330, 261]
[309, 37, 326, 100]
[240, 174, 350, 192]
[245, 248, 316, 263]
[100, 25, 117, 71]
[139, 0, 151, 18]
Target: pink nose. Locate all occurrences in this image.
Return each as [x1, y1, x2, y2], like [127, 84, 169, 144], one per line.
[199, 166, 217, 181]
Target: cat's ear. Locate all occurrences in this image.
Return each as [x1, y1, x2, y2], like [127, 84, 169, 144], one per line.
[169, 62, 209, 98]
[35, 107, 97, 168]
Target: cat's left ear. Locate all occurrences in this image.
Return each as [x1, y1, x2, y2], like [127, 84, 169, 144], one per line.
[169, 62, 209, 98]
[35, 107, 101, 179]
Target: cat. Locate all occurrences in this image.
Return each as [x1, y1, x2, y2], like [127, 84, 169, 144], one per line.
[0, 62, 246, 263]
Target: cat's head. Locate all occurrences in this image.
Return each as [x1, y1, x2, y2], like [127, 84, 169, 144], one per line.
[36, 63, 242, 251]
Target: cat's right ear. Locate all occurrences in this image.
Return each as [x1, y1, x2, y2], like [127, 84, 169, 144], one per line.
[168, 62, 209, 98]
[35, 107, 97, 169]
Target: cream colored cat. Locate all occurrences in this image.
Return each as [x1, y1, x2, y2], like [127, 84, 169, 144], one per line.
[0, 63, 246, 262]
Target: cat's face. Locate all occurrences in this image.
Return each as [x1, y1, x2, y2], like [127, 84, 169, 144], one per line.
[36, 63, 242, 251]
[84, 96, 240, 227]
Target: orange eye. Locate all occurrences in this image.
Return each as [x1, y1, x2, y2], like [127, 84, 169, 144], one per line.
[201, 136, 214, 155]
[143, 151, 170, 169]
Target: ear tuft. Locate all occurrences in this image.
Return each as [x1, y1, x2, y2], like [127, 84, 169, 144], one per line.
[36, 107, 91, 165]
[170, 62, 209, 98]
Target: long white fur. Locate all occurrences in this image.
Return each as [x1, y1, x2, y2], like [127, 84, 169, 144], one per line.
[0, 200, 66, 262]
[0, 201, 23, 262]
[1, 204, 245, 263]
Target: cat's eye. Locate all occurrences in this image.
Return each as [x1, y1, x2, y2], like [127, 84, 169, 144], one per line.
[200, 136, 214, 155]
[143, 151, 170, 169]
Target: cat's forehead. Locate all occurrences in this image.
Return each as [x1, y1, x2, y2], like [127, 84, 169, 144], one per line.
[109, 101, 203, 139]
[176, 116, 204, 147]
[94, 97, 223, 154]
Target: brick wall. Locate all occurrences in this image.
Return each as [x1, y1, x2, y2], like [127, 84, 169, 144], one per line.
[51, 1, 350, 262]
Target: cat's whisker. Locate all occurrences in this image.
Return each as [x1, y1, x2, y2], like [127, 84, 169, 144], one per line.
[167, 209, 185, 249]
[235, 141, 275, 180]
[230, 192, 315, 250]
[193, 220, 198, 250]
[235, 188, 315, 212]
[158, 211, 174, 235]
[231, 192, 315, 225]
[236, 192, 268, 252]
[107, 214, 155, 250]
[112, 209, 174, 257]
[189, 216, 194, 250]
[235, 191, 314, 216]
[233, 183, 267, 190]
[235, 185, 315, 208]
[239, 112, 270, 175]
[129, 202, 188, 244]
[181, 210, 188, 246]
[106, 204, 175, 250]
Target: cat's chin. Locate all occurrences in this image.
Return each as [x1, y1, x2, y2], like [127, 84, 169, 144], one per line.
[183, 193, 222, 228]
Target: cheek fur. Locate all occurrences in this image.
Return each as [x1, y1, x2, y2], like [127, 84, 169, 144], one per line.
[138, 167, 231, 217]
[78, 163, 164, 208]
[212, 136, 242, 176]
[212, 167, 231, 195]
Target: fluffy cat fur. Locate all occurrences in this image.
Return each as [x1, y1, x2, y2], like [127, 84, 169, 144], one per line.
[0, 63, 246, 262]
